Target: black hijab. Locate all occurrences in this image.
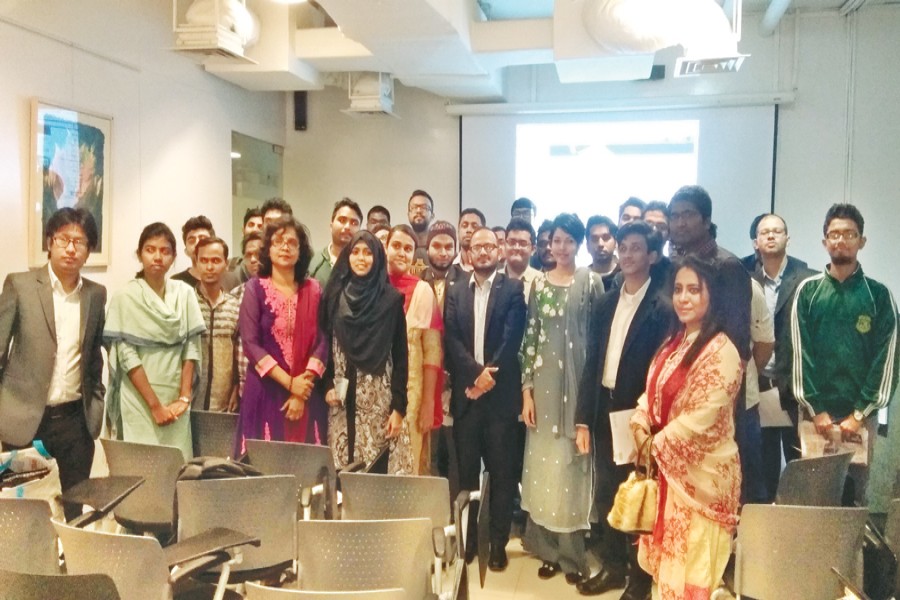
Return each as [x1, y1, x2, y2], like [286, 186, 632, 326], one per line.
[321, 231, 402, 373]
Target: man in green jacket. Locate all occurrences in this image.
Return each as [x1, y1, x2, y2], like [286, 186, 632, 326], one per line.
[791, 203, 898, 505]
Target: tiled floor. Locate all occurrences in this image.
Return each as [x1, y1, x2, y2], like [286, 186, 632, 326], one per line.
[469, 539, 624, 600]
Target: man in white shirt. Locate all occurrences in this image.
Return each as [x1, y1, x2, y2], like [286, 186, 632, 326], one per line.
[444, 227, 527, 573]
[574, 221, 672, 600]
[503, 218, 541, 302]
[0, 208, 107, 521]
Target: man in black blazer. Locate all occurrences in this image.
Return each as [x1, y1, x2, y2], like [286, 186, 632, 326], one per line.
[575, 222, 673, 600]
[0, 208, 106, 521]
[750, 213, 817, 501]
[444, 227, 527, 572]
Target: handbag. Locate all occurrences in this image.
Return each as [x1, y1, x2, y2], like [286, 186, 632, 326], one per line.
[607, 435, 658, 534]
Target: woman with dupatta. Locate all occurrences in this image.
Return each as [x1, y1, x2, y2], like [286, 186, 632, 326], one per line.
[520, 213, 604, 584]
[630, 256, 743, 599]
[321, 231, 413, 474]
[104, 223, 205, 460]
[386, 224, 443, 475]
[234, 216, 327, 455]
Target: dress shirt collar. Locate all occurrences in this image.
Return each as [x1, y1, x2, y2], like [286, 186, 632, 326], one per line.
[47, 263, 83, 297]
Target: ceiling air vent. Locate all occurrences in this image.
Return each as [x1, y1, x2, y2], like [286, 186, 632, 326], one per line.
[674, 55, 747, 77]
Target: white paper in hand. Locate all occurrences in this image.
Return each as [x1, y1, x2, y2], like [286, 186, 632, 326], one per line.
[758, 387, 793, 428]
[609, 409, 637, 465]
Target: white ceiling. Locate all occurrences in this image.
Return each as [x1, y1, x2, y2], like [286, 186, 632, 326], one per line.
[195, 0, 859, 101]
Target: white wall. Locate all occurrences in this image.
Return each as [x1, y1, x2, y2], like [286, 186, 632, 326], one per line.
[282, 83, 460, 250]
[0, 0, 285, 289]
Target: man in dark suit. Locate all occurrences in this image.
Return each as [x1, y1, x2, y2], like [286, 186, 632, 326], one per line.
[750, 213, 817, 501]
[574, 221, 672, 600]
[444, 227, 527, 572]
[0, 208, 107, 521]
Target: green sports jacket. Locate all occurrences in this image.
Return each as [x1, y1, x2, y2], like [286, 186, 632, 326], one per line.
[790, 264, 898, 419]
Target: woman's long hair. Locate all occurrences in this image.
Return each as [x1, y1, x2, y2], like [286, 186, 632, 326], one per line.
[257, 216, 314, 284]
[664, 254, 727, 368]
[135, 222, 177, 279]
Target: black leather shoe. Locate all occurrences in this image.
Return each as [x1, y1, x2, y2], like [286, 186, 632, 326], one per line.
[488, 546, 508, 572]
[619, 578, 652, 600]
[576, 566, 627, 595]
[538, 561, 561, 579]
[566, 572, 586, 585]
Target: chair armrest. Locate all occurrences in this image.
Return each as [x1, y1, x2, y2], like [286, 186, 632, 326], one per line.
[339, 461, 367, 473]
[64, 476, 145, 529]
[163, 527, 260, 569]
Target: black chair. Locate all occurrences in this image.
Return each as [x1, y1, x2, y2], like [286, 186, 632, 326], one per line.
[775, 451, 853, 507]
[0, 568, 120, 600]
[191, 410, 240, 459]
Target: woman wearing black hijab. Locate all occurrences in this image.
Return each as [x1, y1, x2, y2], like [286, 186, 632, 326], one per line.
[321, 231, 413, 474]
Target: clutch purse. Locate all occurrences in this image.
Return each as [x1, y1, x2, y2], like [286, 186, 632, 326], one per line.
[607, 435, 658, 534]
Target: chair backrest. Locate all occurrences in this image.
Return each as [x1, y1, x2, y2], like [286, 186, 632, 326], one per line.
[245, 582, 404, 599]
[0, 498, 59, 575]
[190, 410, 239, 459]
[245, 440, 336, 489]
[176, 474, 297, 573]
[53, 520, 168, 600]
[246, 440, 337, 518]
[339, 472, 451, 528]
[295, 518, 432, 600]
[775, 451, 853, 506]
[735, 504, 868, 600]
[100, 439, 184, 533]
[0, 568, 120, 600]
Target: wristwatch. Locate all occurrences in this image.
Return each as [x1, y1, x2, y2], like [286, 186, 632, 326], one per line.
[178, 395, 192, 405]
[852, 410, 865, 422]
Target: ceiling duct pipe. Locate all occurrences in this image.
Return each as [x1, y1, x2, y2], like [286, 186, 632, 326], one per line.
[759, 0, 792, 37]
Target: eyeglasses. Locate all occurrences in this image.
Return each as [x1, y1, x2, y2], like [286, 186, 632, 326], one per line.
[470, 243, 498, 254]
[826, 230, 859, 242]
[272, 237, 300, 250]
[409, 204, 431, 214]
[52, 236, 89, 251]
[506, 240, 532, 249]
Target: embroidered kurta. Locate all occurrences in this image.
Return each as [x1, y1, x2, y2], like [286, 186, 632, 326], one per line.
[631, 331, 743, 600]
[519, 270, 603, 534]
[235, 277, 327, 455]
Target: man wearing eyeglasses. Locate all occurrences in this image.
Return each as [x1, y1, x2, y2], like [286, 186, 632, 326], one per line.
[0, 208, 107, 521]
[791, 203, 899, 506]
[444, 226, 527, 573]
[749, 214, 816, 501]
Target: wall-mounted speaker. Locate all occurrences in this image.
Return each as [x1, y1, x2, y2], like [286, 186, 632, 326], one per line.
[294, 91, 307, 131]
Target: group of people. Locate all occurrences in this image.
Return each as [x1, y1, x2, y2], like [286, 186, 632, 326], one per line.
[1, 185, 897, 600]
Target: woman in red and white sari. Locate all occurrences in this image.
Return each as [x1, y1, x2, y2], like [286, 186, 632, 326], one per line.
[631, 256, 744, 600]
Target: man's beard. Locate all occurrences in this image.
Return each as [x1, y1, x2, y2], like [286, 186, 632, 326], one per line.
[831, 255, 854, 266]
[411, 220, 428, 233]
[473, 263, 497, 278]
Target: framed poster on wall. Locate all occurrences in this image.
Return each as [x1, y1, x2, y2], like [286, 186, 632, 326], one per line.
[29, 99, 112, 267]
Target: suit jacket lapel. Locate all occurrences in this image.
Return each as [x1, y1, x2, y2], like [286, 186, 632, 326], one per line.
[36, 267, 56, 340]
[80, 283, 93, 345]
[484, 273, 502, 337]
[775, 262, 798, 317]
[620, 291, 653, 361]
